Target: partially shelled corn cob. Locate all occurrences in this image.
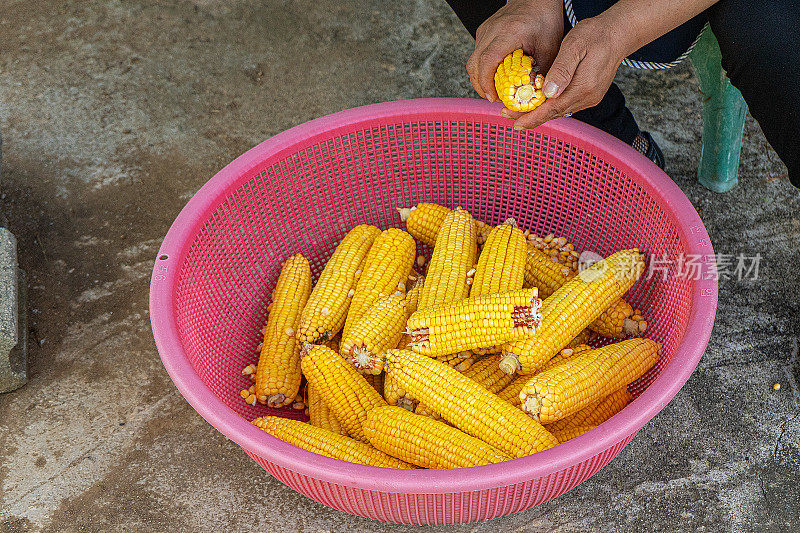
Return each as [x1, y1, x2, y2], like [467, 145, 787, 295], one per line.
[397, 203, 492, 247]
[501, 249, 645, 375]
[300, 344, 387, 442]
[384, 349, 559, 458]
[364, 406, 511, 468]
[254, 254, 313, 407]
[520, 338, 660, 423]
[408, 288, 542, 357]
[495, 49, 546, 113]
[417, 208, 478, 311]
[298, 225, 381, 344]
[251, 416, 414, 468]
[342, 228, 415, 340]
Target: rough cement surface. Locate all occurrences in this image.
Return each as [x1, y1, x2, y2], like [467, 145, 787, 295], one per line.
[0, 1, 798, 531]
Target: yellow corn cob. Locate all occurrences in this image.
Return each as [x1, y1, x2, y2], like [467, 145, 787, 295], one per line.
[364, 406, 511, 468]
[307, 383, 345, 435]
[300, 344, 387, 442]
[397, 203, 492, 247]
[495, 49, 546, 113]
[342, 228, 415, 340]
[408, 288, 541, 357]
[384, 349, 478, 411]
[496, 344, 592, 406]
[255, 254, 313, 407]
[251, 416, 414, 468]
[342, 294, 408, 374]
[415, 354, 515, 420]
[404, 275, 424, 316]
[298, 225, 381, 344]
[549, 425, 596, 443]
[471, 219, 527, 297]
[520, 338, 661, 423]
[384, 349, 558, 458]
[524, 246, 645, 337]
[545, 387, 632, 434]
[417, 208, 478, 311]
[471, 221, 527, 356]
[501, 249, 645, 375]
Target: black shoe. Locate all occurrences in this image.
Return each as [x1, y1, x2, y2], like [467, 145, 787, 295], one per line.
[632, 131, 665, 169]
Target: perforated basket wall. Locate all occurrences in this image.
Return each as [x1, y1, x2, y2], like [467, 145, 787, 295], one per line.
[151, 99, 716, 524]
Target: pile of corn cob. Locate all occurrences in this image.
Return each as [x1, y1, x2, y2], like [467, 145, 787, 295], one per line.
[243, 203, 660, 469]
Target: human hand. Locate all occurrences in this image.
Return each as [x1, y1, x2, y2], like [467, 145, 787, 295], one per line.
[501, 16, 628, 129]
[466, 0, 564, 102]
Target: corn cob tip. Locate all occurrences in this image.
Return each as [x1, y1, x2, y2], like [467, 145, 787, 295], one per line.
[396, 207, 414, 222]
[499, 354, 520, 375]
[350, 347, 380, 373]
[266, 393, 288, 408]
[521, 394, 541, 418]
[503, 217, 518, 227]
[623, 317, 640, 336]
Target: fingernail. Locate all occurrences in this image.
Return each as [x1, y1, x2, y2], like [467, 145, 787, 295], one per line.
[543, 81, 560, 98]
[513, 125, 524, 131]
[500, 109, 510, 118]
[487, 95, 496, 103]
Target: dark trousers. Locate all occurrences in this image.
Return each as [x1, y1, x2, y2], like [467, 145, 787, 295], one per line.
[445, 0, 800, 187]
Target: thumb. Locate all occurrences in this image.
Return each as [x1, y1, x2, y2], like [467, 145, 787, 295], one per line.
[542, 39, 584, 99]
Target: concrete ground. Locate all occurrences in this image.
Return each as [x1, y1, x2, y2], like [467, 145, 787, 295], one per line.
[0, 1, 798, 531]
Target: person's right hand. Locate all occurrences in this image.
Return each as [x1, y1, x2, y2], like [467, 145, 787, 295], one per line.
[466, 0, 565, 103]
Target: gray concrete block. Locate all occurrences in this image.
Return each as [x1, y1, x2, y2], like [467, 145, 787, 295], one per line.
[0, 227, 27, 392]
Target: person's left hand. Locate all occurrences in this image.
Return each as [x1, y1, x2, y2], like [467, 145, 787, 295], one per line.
[502, 16, 629, 129]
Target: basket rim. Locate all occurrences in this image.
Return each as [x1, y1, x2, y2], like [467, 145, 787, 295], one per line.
[149, 98, 717, 494]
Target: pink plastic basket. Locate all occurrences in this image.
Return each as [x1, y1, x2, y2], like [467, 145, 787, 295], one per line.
[150, 98, 717, 524]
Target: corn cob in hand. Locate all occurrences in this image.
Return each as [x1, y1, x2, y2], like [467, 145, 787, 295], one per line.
[495, 49, 546, 113]
[255, 254, 312, 407]
[252, 416, 414, 468]
[407, 288, 542, 357]
[298, 224, 380, 345]
[383, 349, 559, 458]
[520, 338, 660, 424]
[364, 406, 511, 468]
